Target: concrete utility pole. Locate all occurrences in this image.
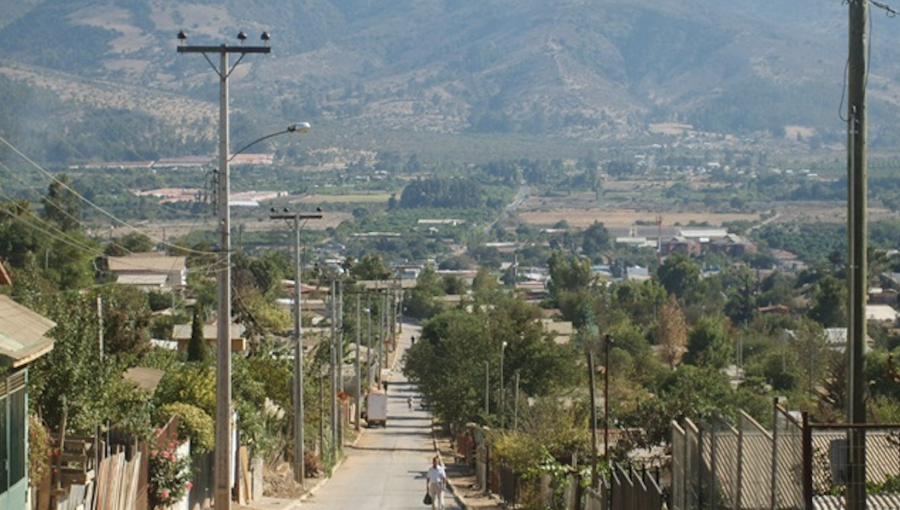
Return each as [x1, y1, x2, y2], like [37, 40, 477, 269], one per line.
[355, 293, 362, 431]
[177, 31, 270, 510]
[269, 210, 321, 485]
[847, 2, 868, 509]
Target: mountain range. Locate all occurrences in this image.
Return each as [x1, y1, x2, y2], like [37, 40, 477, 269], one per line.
[1, 0, 899, 161]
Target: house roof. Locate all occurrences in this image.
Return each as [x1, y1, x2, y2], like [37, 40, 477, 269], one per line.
[867, 304, 899, 322]
[108, 253, 187, 272]
[172, 323, 246, 340]
[0, 295, 56, 367]
[123, 367, 166, 392]
[117, 274, 169, 286]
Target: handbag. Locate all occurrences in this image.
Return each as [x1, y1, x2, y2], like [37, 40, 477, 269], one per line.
[424, 492, 433, 505]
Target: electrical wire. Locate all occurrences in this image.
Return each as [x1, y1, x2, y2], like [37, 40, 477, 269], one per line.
[0, 134, 218, 257]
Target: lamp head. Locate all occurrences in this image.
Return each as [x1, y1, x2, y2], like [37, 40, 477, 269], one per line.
[261, 31, 271, 43]
[237, 31, 248, 43]
[287, 122, 312, 133]
[177, 30, 187, 45]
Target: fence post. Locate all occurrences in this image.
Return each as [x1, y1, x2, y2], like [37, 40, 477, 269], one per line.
[802, 412, 812, 510]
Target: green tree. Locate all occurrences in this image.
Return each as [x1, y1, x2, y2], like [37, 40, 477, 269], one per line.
[403, 266, 444, 320]
[95, 286, 152, 362]
[351, 253, 391, 280]
[657, 252, 702, 304]
[547, 251, 592, 300]
[684, 315, 732, 369]
[581, 221, 610, 262]
[29, 294, 118, 433]
[187, 306, 209, 363]
[105, 232, 155, 256]
[808, 275, 846, 327]
[41, 175, 82, 232]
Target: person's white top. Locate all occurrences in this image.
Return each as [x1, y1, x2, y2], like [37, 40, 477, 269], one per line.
[427, 464, 446, 484]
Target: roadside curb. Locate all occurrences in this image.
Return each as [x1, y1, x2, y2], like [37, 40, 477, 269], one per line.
[431, 420, 470, 510]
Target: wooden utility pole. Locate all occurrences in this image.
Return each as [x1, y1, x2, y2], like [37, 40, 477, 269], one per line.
[847, 2, 868, 509]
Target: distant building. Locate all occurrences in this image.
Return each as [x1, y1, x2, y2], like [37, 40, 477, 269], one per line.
[172, 323, 247, 353]
[107, 253, 187, 290]
[709, 234, 758, 257]
[661, 236, 701, 257]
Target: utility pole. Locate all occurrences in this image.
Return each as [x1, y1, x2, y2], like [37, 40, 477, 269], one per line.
[269, 210, 321, 485]
[177, 31, 270, 510]
[847, 2, 868, 509]
[355, 293, 362, 431]
[330, 279, 338, 458]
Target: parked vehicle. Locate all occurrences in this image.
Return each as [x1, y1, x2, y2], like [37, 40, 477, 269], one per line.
[365, 391, 388, 427]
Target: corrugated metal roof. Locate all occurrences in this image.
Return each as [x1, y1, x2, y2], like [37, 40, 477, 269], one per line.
[814, 493, 900, 510]
[117, 274, 168, 286]
[0, 295, 55, 367]
[108, 254, 186, 272]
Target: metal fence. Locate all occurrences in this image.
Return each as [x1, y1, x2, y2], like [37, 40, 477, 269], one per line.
[671, 401, 900, 510]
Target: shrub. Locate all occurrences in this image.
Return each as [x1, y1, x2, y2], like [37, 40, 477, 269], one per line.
[148, 438, 193, 509]
[155, 403, 215, 455]
[28, 415, 52, 486]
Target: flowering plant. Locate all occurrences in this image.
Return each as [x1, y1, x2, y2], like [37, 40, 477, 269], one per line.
[148, 436, 193, 509]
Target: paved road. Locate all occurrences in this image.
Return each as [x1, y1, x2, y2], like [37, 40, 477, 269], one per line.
[302, 327, 459, 510]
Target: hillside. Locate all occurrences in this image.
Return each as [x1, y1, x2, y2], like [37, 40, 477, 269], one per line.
[0, 0, 898, 162]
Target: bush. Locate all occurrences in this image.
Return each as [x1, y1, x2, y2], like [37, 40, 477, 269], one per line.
[155, 403, 215, 455]
[148, 439, 193, 509]
[28, 415, 52, 486]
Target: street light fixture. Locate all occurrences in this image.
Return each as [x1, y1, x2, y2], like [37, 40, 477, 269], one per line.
[177, 30, 272, 510]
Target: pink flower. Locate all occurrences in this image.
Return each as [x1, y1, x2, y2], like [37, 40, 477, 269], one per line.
[186, 482, 193, 490]
[162, 451, 170, 459]
[168, 442, 175, 450]
[150, 451, 158, 457]
[171, 454, 177, 462]
[161, 490, 169, 500]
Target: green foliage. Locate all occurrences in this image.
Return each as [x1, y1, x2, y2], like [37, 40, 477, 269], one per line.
[581, 221, 610, 263]
[684, 315, 732, 369]
[403, 266, 445, 320]
[28, 415, 51, 487]
[399, 176, 491, 209]
[155, 403, 215, 455]
[29, 293, 114, 433]
[403, 296, 579, 428]
[808, 275, 846, 328]
[656, 252, 702, 304]
[154, 363, 216, 418]
[186, 307, 208, 363]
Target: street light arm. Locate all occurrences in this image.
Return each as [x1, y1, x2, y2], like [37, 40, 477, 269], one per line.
[229, 122, 311, 161]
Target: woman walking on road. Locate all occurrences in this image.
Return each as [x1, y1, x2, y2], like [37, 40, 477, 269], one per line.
[426, 456, 447, 510]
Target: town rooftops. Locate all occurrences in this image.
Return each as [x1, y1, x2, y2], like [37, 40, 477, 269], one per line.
[0, 295, 56, 368]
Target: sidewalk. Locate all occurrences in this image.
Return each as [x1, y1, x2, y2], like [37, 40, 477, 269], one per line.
[433, 425, 506, 510]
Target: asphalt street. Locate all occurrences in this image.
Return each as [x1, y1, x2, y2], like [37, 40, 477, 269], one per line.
[301, 326, 460, 510]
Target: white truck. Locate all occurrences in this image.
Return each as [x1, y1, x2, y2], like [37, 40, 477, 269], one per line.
[364, 390, 388, 427]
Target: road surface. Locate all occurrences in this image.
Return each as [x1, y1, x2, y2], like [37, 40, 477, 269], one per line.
[302, 326, 459, 510]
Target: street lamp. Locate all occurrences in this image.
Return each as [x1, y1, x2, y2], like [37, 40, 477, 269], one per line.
[231, 123, 311, 160]
[176, 30, 272, 510]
